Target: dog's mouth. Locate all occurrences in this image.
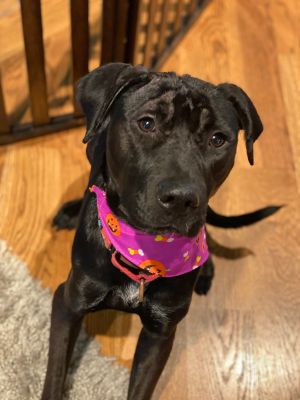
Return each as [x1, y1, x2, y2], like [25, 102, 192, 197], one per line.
[118, 207, 204, 237]
[150, 220, 203, 237]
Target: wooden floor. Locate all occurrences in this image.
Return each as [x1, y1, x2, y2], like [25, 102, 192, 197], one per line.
[1, 0, 300, 399]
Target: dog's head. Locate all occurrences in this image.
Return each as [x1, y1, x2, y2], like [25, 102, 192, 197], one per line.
[77, 63, 263, 237]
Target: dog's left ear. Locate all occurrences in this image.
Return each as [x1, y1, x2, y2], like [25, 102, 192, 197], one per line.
[217, 83, 263, 165]
[77, 63, 150, 144]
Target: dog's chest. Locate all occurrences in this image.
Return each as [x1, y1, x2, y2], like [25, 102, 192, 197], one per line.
[104, 282, 170, 323]
[114, 282, 141, 308]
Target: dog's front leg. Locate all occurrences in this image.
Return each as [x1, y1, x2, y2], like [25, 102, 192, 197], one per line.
[41, 283, 84, 400]
[127, 325, 176, 400]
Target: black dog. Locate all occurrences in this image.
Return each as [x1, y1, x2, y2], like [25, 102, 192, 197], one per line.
[42, 63, 274, 400]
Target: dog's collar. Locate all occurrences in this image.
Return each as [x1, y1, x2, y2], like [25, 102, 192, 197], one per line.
[90, 185, 209, 294]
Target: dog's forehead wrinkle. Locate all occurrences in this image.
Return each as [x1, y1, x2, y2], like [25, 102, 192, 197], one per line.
[124, 72, 187, 104]
[199, 107, 213, 132]
[151, 71, 180, 86]
[123, 88, 172, 117]
[181, 74, 216, 93]
[122, 75, 217, 124]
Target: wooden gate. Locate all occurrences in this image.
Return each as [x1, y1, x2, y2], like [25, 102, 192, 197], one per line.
[0, 0, 207, 145]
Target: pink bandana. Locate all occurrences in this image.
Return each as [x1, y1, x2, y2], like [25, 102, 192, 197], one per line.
[90, 185, 209, 278]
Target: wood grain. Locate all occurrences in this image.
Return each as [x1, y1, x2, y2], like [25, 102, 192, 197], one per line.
[0, 0, 299, 398]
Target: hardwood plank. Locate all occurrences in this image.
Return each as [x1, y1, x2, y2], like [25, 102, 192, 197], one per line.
[154, 0, 210, 71]
[231, 0, 293, 170]
[20, 0, 49, 125]
[277, 53, 300, 192]
[162, 0, 229, 81]
[269, 0, 300, 189]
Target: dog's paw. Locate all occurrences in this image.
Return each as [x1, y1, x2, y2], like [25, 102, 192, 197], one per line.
[194, 256, 215, 296]
[52, 198, 83, 230]
[194, 275, 213, 295]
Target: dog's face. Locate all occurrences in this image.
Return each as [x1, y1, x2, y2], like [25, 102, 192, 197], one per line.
[78, 64, 263, 237]
[105, 77, 240, 237]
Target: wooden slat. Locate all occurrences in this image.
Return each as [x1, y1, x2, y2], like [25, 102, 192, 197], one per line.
[157, 0, 172, 57]
[124, 0, 141, 63]
[70, 0, 89, 115]
[131, 0, 145, 65]
[101, 0, 116, 64]
[189, 0, 198, 15]
[113, 0, 130, 62]
[144, 0, 160, 67]
[0, 114, 84, 146]
[20, 0, 49, 125]
[0, 71, 9, 134]
[174, 0, 186, 33]
[101, 0, 131, 64]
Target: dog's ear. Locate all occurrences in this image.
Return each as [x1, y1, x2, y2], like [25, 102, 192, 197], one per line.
[76, 63, 150, 143]
[217, 83, 263, 165]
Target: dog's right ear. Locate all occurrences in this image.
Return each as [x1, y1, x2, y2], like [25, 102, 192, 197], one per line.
[217, 83, 263, 165]
[76, 63, 150, 143]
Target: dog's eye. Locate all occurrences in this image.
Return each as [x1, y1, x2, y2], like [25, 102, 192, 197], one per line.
[138, 117, 155, 132]
[209, 132, 227, 148]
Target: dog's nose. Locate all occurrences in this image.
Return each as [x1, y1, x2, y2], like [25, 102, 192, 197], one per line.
[157, 181, 200, 212]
